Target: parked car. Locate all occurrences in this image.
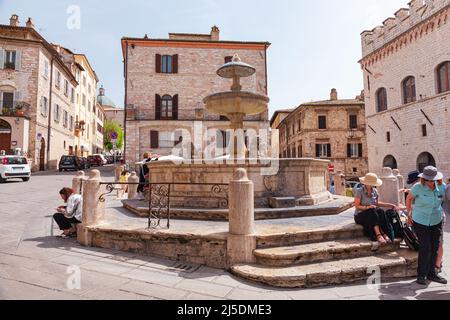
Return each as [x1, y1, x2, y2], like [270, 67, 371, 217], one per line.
[0, 156, 31, 183]
[93, 154, 108, 165]
[87, 155, 104, 167]
[79, 157, 91, 169]
[59, 156, 82, 172]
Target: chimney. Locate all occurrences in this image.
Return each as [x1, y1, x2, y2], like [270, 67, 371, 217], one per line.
[26, 17, 34, 29]
[9, 14, 19, 27]
[211, 25, 220, 41]
[330, 88, 338, 101]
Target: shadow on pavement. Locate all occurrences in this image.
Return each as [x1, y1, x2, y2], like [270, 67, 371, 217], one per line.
[379, 281, 450, 300]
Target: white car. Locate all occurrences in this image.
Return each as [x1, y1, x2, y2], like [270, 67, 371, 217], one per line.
[0, 156, 31, 183]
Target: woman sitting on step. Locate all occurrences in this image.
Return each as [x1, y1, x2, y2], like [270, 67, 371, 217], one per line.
[354, 173, 399, 246]
[53, 188, 83, 238]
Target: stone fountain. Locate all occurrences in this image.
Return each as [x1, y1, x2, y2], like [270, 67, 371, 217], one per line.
[140, 56, 343, 212]
[203, 54, 269, 158]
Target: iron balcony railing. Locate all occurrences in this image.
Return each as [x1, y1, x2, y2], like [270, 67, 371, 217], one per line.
[0, 100, 31, 117]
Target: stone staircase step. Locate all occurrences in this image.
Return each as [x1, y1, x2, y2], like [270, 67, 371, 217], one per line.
[254, 238, 402, 267]
[256, 224, 364, 248]
[231, 249, 418, 288]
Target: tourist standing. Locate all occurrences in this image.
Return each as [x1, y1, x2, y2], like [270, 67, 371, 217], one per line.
[406, 166, 447, 285]
[354, 173, 399, 245]
[137, 152, 150, 194]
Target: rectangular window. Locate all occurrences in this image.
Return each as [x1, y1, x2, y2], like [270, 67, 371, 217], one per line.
[64, 80, 69, 97]
[298, 119, 301, 132]
[43, 59, 49, 78]
[97, 123, 103, 133]
[318, 116, 327, 129]
[4, 50, 16, 69]
[349, 115, 358, 129]
[422, 124, 427, 137]
[82, 94, 86, 107]
[387, 131, 391, 142]
[82, 76, 86, 87]
[55, 71, 61, 88]
[298, 143, 303, 158]
[156, 54, 178, 74]
[69, 116, 74, 131]
[71, 88, 75, 103]
[316, 143, 331, 158]
[347, 143, 363, 158]
[54, 104, 60, 123]
[63, 110, 68, 127]
[41, 97, 48, 117]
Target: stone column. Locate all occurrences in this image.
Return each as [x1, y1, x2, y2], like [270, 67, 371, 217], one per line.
[72, 171, 85, 194]
[227, 168, 256, 266]
[127, 171, 139, 200]
[115, 165, 124, 182]
[77, 170, 105, 246]
[378, 167, 400, 206]
[393, 169, 405, 205]
[334, 170, 346, 196]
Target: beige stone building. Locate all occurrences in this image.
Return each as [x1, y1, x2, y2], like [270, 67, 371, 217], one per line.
[360, 0, 450, 177]
[275, 89, 369, 179]
[0, 15, 78, 170]
[122, 26, 270, 164]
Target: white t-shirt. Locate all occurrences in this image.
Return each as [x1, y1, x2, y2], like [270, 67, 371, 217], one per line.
[66, 194, 83, 221]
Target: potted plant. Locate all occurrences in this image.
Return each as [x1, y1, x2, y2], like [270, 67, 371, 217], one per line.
[14, 102, 28, 116]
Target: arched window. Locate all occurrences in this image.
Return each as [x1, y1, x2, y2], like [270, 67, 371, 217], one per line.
[383, 155, 398, 170]
[417, 152, 436, 173]
[161, 95, 172, 119]
[402, 76, 416, 104]
[376, 88, 387, 112]
[437, 61, 450, 93]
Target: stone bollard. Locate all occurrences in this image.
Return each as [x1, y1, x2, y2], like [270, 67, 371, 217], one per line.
[393, 169, 405, 205]
[72, 171, 86, 195]
[334, 170, 346, 196]
[378, 167, 400, 206]
[127, 171, 139, 200]
[227, 168, 256, 266]
[77, 169, 105, 246]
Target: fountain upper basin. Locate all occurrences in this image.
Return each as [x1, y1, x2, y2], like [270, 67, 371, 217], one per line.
[204, 91, 269, 116]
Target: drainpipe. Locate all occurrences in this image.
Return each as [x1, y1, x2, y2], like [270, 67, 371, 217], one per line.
[46, 56, 54, 170]
[123, 41, 129, 163]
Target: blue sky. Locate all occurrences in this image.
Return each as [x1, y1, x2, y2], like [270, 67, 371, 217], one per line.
[0, 0, 407, 116]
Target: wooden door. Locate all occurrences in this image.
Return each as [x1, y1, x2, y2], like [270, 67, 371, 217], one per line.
[0, 119, 11, 153]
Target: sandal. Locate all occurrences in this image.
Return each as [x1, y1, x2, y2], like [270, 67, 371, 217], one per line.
[376, 234, 387, 245]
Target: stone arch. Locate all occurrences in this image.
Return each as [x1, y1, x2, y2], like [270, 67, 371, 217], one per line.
[383, 155, 398, 170]
[417, 152, 436, 173]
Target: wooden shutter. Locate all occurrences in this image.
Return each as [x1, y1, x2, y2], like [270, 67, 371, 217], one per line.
[172, 54, 178, 74]
[0, 48, 4, 68]
[150, 131, 159, 149]
[15, 51, 21, 70]
[155, 94, 161, 120]
[315, 144, 320, 158]
[358, 143, 363, 157]
[155, 54, 161, 73]
[172, 94, 178, 120]
[347, 144, 352, 158]
[327, 144, 331, 158]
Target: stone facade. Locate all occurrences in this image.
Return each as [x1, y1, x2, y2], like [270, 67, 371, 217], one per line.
[360, 0, 450, 177]
[122, 27, 271, 164]
[0, 16, 77, 170]
[276, 89, 369, 179]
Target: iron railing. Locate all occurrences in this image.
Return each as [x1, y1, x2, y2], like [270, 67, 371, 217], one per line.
[0, 100, 31, 117]
[98, 181, 229, 230]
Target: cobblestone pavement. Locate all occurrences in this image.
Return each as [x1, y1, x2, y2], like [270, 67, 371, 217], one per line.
[1, 166, 449, 300]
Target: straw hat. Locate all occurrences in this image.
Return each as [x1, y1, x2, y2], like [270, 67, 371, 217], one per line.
[359, 173, 383, 187]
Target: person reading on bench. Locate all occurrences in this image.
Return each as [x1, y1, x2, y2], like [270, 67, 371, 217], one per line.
[354, 173, 399, 246]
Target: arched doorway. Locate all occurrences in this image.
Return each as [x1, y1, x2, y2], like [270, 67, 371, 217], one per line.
[39, 138, 46, 171]
[417, 152, 436, 172]
[383, 155, 398, 170]
[0, 119, 11, 153]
